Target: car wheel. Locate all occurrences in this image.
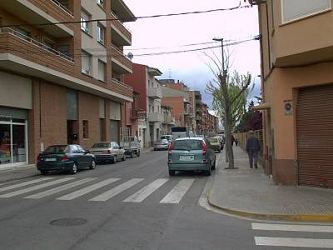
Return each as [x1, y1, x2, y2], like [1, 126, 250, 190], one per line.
[205, 164, 211, 176]
[113, 155, 117, 163]
[89, 159, 96, 169]
[212, 159, 216, 170]
[122, 154, 126, 161]
[40, 170, 48, 175]
[169, 170, 175, 176]
[136, 150, 140, 157]
[70, 163, 78, 174]
[130, 151, 134, 158]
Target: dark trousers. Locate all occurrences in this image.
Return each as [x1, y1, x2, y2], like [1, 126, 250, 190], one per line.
[248, 150, 258, 168]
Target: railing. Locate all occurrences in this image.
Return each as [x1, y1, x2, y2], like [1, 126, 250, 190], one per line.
[112, 78, 133, 91]
[51, 0, 73, 16]
[0, 27, 74, 62]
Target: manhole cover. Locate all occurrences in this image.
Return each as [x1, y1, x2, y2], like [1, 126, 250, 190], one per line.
[50, 218, 87, 226]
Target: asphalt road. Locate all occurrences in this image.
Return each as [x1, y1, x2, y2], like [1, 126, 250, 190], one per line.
[0, 151, 331, 250]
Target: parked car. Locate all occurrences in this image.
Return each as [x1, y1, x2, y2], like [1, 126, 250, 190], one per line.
[207, 137, 222, 152]
[168, 137, 216, 176]
[120, 136, 141, 158]
[90, 141, 126, 164]
[154, 139, 170, 151]
[160, 135, 173, 142]
[37, 144, 96, 175]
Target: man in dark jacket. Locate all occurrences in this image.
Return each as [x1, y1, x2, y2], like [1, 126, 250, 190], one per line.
[246, 130, 260, 168]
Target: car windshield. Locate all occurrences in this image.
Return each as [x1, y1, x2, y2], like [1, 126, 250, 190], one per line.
[161, 136, 171, 140]
[92, 143, 110, 148]
[44, 145, 68, 154]
[173, 140, 202, 150]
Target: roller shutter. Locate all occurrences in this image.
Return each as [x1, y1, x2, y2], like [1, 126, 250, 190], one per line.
[296, 84, 333, 188]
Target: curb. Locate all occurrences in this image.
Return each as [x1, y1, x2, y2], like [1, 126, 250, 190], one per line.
[207, 196, 333, 223]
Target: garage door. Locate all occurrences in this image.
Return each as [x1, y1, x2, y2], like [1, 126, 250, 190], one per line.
[296, 84, 333, 188]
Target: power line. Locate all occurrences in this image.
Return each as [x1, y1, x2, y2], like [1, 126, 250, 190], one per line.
[0, 4, 253, 28]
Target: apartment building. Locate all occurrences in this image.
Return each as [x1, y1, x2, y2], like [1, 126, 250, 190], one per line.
[124, 63, 163, 147]
[253, 0, 333, 188]
[0, 0, 135, 168]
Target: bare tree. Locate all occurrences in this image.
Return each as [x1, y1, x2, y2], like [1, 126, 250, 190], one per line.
[206, 51, 252, 169]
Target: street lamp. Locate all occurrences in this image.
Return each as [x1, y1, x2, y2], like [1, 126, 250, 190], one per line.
[212, 38, 225, 76]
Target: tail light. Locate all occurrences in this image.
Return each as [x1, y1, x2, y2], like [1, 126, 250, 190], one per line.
[168, 142, 174, 152]
[201, 142, 207, 156]
[61, 155, 70, 161]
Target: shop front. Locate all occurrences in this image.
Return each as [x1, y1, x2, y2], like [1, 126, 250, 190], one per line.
[0, 109, 28, 168]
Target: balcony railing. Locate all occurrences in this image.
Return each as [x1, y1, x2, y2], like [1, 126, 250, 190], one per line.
[51, 0, 73, 16]
[148, 87, 162, 99]
[148, 112, 163, 122]
[110, 44, 132, 73]
[112, 78, 133, 91]
[0, 28, 74, 62]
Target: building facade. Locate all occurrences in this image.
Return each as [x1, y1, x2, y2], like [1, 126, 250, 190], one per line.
[254, 0, 333, 188]
[0, 0, 135, 168]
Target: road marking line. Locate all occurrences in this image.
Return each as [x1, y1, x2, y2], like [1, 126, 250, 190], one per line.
[90, 178, 143, 202]
[0, 178, 74, 198]
[25, 178, 96, 199]
[57, 178, 120, 200]
[255, 237, 333, 248]
[123, 178, 168, 203]
[160, 179, 194, 204]
[0, 178, 53, 192]
[252, 223, 333, 233]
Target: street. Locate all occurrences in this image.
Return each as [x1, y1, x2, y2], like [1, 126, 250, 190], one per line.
[0, 151, 332, 250]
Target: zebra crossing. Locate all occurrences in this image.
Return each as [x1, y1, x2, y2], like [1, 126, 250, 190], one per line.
[0, 177, 197, 204]
[252, 222, 333, 248]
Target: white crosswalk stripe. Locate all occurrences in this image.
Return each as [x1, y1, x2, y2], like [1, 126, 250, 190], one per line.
[0, 178, 53, 193]
[25, 178, 96, 199]
[0, 177, 74, 198]
[252, 223, 333, 248]
[0, 177, 199, 204]
[160, 179, 195, 204]
[57, 178, 120, 201]
[255, 237, 333, 248]
[89, 178, 143, 202]
[123, 178, 168, 203]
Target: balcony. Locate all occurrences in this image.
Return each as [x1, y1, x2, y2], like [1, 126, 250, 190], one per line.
[111, 0, 136, 22]
[273, 9, 333, 67]
[0, 27, 75, 78]
[110, 11, 132, 46]
[111, 44, 132, 74]
[111, 78, 133, 98]
[148, 112, 163, 123]
[1, 0, 74, 37]
[148, 87, 162, 99]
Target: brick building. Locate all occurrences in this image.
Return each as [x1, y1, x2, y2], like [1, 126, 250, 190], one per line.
[0, 0, 135, 167]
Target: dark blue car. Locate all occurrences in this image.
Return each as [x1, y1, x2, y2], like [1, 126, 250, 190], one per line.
[37, 144, 96, 175]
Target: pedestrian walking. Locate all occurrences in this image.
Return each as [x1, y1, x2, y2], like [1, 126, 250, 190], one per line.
[246, 130, 260, 168]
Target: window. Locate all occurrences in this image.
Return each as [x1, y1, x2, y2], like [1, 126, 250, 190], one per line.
[81, 10, 91, 33]
[83, 120, 89, 139]
[98, 60, 106, 82]
[282, 0, 331, 23]
[97, 23, 105, 44]
[81, 50, 91, 75]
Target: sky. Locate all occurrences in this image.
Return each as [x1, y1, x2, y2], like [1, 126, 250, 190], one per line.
[123, 0, 261, 109]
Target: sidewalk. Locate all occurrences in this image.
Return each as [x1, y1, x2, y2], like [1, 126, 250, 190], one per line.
[208, 146, 333, 222]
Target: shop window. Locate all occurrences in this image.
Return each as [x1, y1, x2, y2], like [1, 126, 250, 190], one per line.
[83, 120, 89, 138]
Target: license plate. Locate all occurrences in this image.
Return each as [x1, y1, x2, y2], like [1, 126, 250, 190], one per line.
[179, 155, 194, 161]
[45, 158, 56, 162]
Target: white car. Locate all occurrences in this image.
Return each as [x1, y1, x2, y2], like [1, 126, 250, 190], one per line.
[90, 141, 126, 164]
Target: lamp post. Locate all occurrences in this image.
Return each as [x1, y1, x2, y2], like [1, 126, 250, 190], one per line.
[213, 38, 225, 77]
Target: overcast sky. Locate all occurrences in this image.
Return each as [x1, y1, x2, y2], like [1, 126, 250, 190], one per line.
[123, 0, 260, 108]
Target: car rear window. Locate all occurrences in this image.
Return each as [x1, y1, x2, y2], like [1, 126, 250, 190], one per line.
[173, 140, 202, 150]
[92, 143, 110, 148]
[44, 145, 67, 154]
